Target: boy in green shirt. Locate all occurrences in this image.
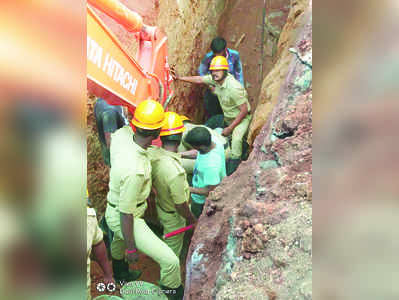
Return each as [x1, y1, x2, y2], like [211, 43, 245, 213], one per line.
[178, 116, 230, 177]
[181, 127, 226, 218]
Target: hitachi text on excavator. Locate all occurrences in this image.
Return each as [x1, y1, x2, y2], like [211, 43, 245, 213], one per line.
[87, 0, 173, 115]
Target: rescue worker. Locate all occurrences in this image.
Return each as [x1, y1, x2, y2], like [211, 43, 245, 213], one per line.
[172, 56, 251, 175]
[87, 203, 114, 300]
[94, 97, 128, 166]
[178, 115, 230, 176]
[94, 97, 128, 255]
[182, 127, 226, 218]
[198, 37, 244, 122]
[148, 112, 197, 258]
[104, 99, 183, 299]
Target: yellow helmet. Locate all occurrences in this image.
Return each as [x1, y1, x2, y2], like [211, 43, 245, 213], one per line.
[160, 112, 185, 136]
[209, 56, 229, 70]
[132, 99, 165, 130]
[180, 115, 190, 122]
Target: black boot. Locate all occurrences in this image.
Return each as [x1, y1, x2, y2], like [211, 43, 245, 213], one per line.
[226, 158, 241, 176]
[112, 258, 141, 283]
[160, 284, 184, 300]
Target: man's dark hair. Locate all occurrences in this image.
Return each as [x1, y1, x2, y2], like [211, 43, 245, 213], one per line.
[211, 37, 227, 53]
[136, 127, 161, 138]
[161, 133, 182, 147]
[184, 127, 211, 148]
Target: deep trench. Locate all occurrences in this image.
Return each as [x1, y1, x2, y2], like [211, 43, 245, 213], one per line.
[89, 0, 290, 298]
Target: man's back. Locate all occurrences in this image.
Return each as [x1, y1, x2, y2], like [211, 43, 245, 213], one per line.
[148, 147, 190, 212]
[107, 126, 151, 216]
[198, 48, 244, 85]
[94, 99, 127, 146]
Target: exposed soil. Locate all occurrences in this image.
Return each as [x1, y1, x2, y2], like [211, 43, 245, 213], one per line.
[218, 0, 290, 110]
[248, 0, 308, 145]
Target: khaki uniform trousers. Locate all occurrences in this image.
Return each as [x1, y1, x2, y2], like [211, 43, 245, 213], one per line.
[156, 205, 186, 258]
[105, 205, 181, 288]
[228, 114, 251, 159]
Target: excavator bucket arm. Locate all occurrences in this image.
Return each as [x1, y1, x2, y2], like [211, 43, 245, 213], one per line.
[87, 0, 173, 115]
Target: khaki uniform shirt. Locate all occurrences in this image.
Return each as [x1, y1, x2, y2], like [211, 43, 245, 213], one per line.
[107, 126, 150, 218]
[148, 147, 190, 212]
[202, 73, 250, 123]
[87, 207, 103, 297]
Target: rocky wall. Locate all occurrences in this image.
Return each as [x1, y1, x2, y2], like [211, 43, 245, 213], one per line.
[248, 0, 309, 146]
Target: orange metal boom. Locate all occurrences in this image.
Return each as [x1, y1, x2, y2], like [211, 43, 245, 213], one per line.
[87, 0, 173, 114]
[87, 0, 143, 32]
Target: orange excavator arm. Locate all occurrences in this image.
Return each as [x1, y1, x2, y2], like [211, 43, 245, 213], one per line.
[87, 0, 173, 115]
[87, 0, 143, 33]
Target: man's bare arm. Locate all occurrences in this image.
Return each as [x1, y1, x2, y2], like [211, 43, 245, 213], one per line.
[189, 184, 217, 196]
[92, 241, 114, 283]
[180, 149, 198, 159]
[171, 68, 205, 84]
[105, 132, 111, 149]
[120, 213, 135, 250]
[177, 75, 204, 84]
[120, 212, 139, 263]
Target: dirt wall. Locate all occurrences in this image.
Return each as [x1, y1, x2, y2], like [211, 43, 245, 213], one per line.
[157, 0, 226, 121]
[248, 0, 310, 146]
[217, 0, 290, 110]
